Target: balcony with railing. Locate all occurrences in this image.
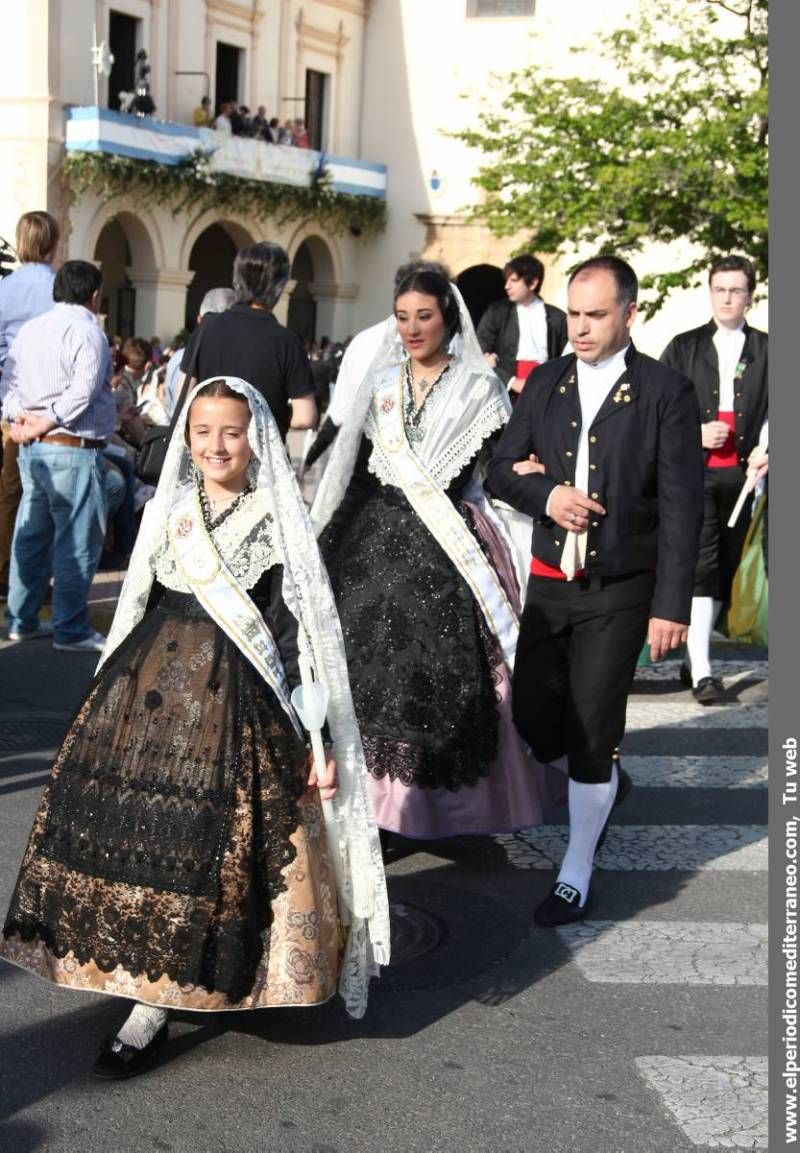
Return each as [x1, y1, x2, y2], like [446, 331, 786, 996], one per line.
[63, 107, 388, 248]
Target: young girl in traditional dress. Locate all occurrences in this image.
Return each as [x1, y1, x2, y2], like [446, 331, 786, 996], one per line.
[1, 377, 389, 1078]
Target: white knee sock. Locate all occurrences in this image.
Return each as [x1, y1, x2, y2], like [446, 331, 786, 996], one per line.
[686, 596, 722, 685]
[556, 765, 618, 906]
[116, 1003, 168, 1049]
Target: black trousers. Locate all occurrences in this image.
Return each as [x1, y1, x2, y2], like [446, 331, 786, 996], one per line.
[512, 571, 655, 783]
[694, 466, 750, 601]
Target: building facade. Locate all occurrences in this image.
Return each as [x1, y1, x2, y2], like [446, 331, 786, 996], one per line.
[0, 0, 766, 351]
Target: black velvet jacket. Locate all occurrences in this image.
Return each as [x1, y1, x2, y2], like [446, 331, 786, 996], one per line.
[487, 345, 705, 624]
[477, 299, 568, 383]
[660, 320, 768, 465]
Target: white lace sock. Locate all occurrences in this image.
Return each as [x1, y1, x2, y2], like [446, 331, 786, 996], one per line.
[115, 1003, 168, 1050]
[556, 765, 618, 906]
[686, 596, 722, 685]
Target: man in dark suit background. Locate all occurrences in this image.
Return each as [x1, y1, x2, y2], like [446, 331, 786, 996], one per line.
[488, 255, 704, 927]
[660, 255, 768, 704]
[477, 254, 567, 396]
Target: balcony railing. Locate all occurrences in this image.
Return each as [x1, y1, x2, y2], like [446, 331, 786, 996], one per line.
[65, 107, 387, 200]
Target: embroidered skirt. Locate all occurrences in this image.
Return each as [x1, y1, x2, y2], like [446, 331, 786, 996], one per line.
[321, 481, 565, 838]
[1, 591, 340, 1011]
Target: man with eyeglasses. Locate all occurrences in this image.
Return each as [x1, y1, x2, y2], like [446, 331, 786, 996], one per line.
[661, 255, 768, 704]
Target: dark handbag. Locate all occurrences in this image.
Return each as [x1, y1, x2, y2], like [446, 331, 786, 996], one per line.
[133, 347, 198, 484]
[133, 422, 173, 484]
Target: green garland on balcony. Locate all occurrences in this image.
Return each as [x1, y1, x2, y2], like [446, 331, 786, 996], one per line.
[63, 149, 387, 238]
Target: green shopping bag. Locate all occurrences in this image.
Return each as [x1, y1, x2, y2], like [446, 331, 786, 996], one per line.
[726, 493, 768, 646]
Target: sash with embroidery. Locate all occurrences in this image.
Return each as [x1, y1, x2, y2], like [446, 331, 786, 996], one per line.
[370, 367, 519, 670]
[167, 489, 302, 736]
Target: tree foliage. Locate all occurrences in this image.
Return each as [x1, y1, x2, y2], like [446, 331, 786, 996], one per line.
[455, 0, 767, 313]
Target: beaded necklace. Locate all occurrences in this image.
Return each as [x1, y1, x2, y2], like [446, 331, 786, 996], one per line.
[198, 482, 254, 530]
[403, 359, 451, 445]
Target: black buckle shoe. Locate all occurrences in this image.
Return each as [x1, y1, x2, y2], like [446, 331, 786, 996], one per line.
[692, 676, 725, 705]
[92, 1022, 169, 1080]
[534, 882, 591, 927]
[596, 756, 633, 851]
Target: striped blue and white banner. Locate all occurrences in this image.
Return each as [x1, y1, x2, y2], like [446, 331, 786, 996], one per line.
[65, 107, 387, 200]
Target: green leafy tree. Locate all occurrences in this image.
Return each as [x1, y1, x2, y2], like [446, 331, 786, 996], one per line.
[456, 0, 767, 313]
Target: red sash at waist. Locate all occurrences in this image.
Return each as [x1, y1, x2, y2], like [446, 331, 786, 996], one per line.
[516, 360, 540, 384]
[706, 410, 738, 468]
[530, 556, 583, 580]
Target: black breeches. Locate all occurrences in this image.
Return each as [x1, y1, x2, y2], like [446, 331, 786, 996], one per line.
[694, 466, 750, 602]
[512, 572, 654, 783]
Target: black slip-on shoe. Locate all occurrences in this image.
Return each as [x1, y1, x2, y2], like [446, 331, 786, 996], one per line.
[534, 882, 591, 927]
[692, 676, 725, 705]
[92, 1022, 169, 1080]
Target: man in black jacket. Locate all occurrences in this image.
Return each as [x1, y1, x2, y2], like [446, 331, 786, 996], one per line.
[488, 256, 704, 927]
[661, 255, 768, 704]
[477, 254, 567, 395]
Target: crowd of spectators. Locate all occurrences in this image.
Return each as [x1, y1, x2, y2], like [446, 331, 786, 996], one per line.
[193, 98, 311, 147]
[0, 217, 353, 652]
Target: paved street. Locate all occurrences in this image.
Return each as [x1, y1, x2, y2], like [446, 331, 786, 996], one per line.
[0, 609, 767, 1153]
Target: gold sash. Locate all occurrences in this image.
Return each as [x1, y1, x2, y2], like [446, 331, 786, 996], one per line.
[167, 489, 302, 736]
[370, 368, 519, 670]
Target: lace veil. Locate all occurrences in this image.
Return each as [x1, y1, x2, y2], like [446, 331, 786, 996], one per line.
[311, 283, 512, 533]
[100, 377, 391, 1018]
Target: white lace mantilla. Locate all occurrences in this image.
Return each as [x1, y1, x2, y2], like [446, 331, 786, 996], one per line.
[366, 376, 509, 492]
[154, 489, 283, 593]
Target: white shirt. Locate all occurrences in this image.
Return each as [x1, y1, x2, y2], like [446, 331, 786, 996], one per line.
[712, 323, 745, 411]
[574, 345, 630, 496]
[515, 297, 549, 363]
[0, 303, 115, 438]
[552, 345, 629, 578]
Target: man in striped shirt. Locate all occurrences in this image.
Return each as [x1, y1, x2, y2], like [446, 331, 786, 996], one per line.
[1, 261, 116, 652]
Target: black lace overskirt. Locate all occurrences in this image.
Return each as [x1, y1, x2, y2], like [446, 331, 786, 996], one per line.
[3, 591, 309, 1003]
[321, 481, 500, 791]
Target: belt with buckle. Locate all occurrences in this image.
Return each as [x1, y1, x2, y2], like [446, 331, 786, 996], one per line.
[37, 433, 106, 449]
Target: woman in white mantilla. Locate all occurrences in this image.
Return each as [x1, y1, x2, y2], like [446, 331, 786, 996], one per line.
[1, 377, 390, 1079]
[312, 269, 564, 839]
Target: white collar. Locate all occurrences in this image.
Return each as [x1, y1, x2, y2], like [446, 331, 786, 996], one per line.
[577, 344, 630, 375]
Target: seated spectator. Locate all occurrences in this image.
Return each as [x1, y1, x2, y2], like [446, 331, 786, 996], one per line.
[279, 120, 295, 145]
[267, 117, 281, 143]
[113, 337, 155, 433]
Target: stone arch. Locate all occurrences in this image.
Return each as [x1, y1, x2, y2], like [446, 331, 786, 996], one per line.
[286, 223, 341, 285]
[87, 203, 163, 273]
[456, 262, 505, 329]
[178, 213, 257, 274]
[92, 208, 162, 338]
[285, 229, 341, 342]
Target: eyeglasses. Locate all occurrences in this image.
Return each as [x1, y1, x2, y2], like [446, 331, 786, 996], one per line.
[711, 287, 749, 297]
